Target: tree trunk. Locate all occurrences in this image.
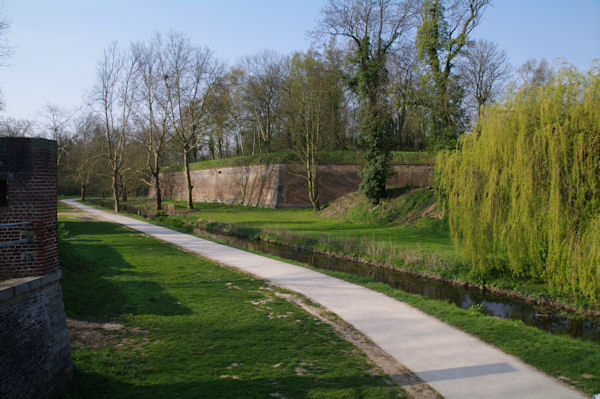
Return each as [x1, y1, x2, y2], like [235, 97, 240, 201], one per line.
[183, 150, 194, 210]
[153, 170, 162, 211]
[80, 184, 86, 201]
[306, 159, 320, 212]
[112, 172, 120, 213]
[120, 177, 127, 203]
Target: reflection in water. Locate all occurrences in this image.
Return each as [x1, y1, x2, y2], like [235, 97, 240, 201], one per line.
[199, 230, 600, 344]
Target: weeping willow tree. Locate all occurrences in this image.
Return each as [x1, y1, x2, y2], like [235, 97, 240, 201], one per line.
[436, 64, 600, 303]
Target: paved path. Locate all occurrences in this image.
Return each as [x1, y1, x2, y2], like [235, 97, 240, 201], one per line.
[62, 199, 587, 399]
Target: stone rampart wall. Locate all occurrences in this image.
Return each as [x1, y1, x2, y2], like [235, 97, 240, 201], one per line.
[0, 271, 71, 398]
[153, 163, 432, 208]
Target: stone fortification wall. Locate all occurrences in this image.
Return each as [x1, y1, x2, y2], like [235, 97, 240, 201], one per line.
[153, 163, 432, 208]
[0, 138, 71, 398]
[159, 164, 282, 208]
[0, 271, 71, 398]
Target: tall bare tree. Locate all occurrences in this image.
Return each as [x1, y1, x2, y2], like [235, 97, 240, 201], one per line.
[204, 74, 234, 159]
[287, 51, 343, 211]
[93, 42, 137, 213]
[160, 32, 222, 209]
[388, 43, 428, 150]
[40, 103, 74, 168]
[226, 69, 247, 156]
[70, 114, 103, 201]
[0, 9, 12, 112]
[132, 36, 171, 211]
[241, 50, 288, 154]
[517, 58, 553, 87]
[0, 117, 35, 137]
[457, 39, 511, 115]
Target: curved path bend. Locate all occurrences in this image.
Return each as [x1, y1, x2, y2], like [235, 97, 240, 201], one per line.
[62, 199, 587, 399]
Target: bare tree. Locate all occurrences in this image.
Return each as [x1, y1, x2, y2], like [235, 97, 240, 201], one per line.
[388, 43, 428, 150]
[241, 50, 288, 154]
[517, 58, 553, 87]
[204, 74, 234, 159]
[40, 103, 74, 168]
[457, 39, 512, 115]
[226, 68, 247, 156]
[132, 35, 171, 211]
[286, 51, 343, 211]
[70, 114, 103, 201]
[160, 31, 222, 209]
[92, 42, 137, 213]
[0, 117, 35, 137]
[0, 9, 13, 112]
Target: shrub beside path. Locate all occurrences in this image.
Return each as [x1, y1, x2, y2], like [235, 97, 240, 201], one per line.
[62, 199, 587, 399]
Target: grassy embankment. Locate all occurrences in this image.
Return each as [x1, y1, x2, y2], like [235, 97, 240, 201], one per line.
[73, 198, 600, 396]
[162, 150, 434, 172]
[55, 210, 407, 398]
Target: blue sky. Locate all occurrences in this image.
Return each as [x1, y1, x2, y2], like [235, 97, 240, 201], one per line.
[2, 0, 599, 122]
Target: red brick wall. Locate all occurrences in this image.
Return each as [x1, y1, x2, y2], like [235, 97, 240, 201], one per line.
[152, 163, 433, 208]
[0, 274, 72, 398]
[0, 138, 58, 278]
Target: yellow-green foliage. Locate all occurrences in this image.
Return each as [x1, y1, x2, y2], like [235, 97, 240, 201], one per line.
[436, 64, 600, 303]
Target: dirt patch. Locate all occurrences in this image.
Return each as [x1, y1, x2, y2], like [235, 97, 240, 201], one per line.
[273, 292, 441, 399]
[420, 203, 443, 219]
[67, 318, 151, 351]
[319, 192, 363, 219]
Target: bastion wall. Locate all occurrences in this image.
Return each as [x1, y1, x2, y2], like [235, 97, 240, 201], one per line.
[152, 163, 433, 208]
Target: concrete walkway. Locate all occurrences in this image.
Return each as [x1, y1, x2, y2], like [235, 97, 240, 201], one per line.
[62, 199, 588, 399]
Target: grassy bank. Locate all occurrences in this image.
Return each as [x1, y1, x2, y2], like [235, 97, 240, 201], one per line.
[55, 214, 406, 398]
[163, 150, 434, 172]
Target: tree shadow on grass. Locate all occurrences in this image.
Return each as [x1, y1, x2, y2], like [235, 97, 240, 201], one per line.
[59, 221, 192, 321]
[56, 368, 397, 399]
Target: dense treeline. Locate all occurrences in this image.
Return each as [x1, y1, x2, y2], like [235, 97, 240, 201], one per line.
[2, 0, 514, 211]
[437, 65, 600, 303]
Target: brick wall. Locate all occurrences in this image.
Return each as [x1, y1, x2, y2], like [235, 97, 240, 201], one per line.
[152, 163, 433, 208]
[158, 164, 282, 208]
[0, 137, 71, 398]
[0, 272, 72, 398]
[0, 138, 58, 279]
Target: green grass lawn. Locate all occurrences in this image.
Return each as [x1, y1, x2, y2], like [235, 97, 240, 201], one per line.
[55, 216, 406, 399]
[100, 198, 455, 263]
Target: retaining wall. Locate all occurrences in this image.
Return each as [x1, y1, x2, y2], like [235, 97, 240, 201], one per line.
[0, 271, 72, 398]
[152, 163, 433, 208]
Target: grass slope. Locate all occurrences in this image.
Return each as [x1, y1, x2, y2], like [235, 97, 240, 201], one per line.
[163, 151, 434, 172]
[55, 215, 405, 399]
